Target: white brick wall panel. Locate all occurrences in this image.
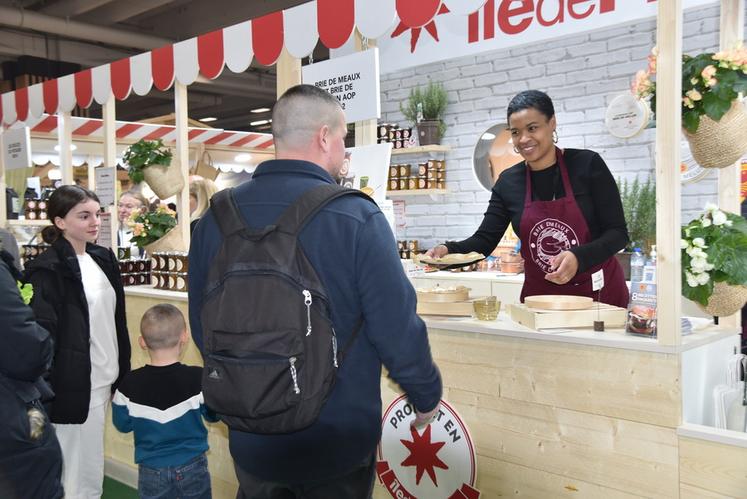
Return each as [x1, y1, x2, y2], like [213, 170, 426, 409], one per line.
[461, 203, 490, 215]
[460, 64, 494, 77]
[566, 68, 607, 86]
[528, 47, 569, 65]
[444, 78, 475, 92]
[472, 71, 509, 88]
[607, 60, 652, 78]
[585, 50, 631, 70]
[567, 41, 608, 57]
[683, 34, 719, 54]
[447, 215, 478, 226]
[589, 26, 631, 41]
[546, 57, 588, 75]
[456, 110, 492, 124]
[564, 95, 605, 111]
[457, 87, 493, 101]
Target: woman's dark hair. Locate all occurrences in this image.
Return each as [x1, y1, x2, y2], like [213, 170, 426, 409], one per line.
[41, 185, 100, 244]
[506, 90, 555, 123]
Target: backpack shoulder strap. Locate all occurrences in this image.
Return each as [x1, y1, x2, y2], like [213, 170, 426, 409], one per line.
[209, 188, 248, 237]
[275, 183, 375, 235]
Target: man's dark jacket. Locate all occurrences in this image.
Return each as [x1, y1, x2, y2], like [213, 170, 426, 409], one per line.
[189, 160, 442, 483]
[0, 252, 64, 499]
[25, 238, 131, 424]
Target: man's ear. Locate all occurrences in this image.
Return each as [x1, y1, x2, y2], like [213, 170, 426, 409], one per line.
[138, 335, 148, 350]
[318, 124, 331, 153]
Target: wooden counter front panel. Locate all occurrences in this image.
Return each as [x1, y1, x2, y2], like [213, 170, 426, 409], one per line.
[679, 436, 747, 498]
[378, 328, 682, 498]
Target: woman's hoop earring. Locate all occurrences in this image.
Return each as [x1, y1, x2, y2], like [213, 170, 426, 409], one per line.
[513, 145, 519, 154]
[552, 130, 559, 144]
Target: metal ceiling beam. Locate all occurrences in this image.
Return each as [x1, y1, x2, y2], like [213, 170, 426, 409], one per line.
[77, 0, 180, 25]
[0, 5, 171, 51]
[40, 0, 118, 18]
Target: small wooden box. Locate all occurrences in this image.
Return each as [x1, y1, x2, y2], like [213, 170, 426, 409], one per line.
[508, 302, 627, 330]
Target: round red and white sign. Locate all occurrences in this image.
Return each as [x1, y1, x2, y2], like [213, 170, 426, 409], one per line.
[377, 395, 480, 499]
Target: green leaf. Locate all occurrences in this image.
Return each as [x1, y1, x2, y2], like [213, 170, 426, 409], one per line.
[701, 92, 732, 121]
[682, 110, 701, 133]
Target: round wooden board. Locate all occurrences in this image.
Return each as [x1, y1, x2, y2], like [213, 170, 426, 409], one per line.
[416, 286, 470, 303]
[524, 295, 593, 310]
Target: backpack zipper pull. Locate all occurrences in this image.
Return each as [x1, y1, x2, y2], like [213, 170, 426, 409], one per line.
[332, 328, 339, 368]
[289, 356, 300, 394]
[302, 290, 312, 336]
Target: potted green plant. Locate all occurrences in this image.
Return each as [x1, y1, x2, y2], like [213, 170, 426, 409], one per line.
[400, 81, 448, 145]
[632, 46, 747, 168]
[616, 177, 656, 279]
[128, 204, 185, 253]
[681, 203, 747, 316]
[122, 139, 183, 199]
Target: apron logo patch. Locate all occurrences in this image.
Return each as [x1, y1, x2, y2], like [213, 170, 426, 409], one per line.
[528, 218, 579, 273]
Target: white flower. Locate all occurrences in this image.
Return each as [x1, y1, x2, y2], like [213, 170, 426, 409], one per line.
[712, 210, 727, 226]
[686, 246, 707, 259]
[692, 237, 707, 248]
[725, 220, 733, 227]
[701, 217, 712, 227]
[686, 271, 700, 288]
[696, 272, 710, 286]
[690, 256, 709, 272]
[681, 239, 689, 249]
[704, 202, 719, 212]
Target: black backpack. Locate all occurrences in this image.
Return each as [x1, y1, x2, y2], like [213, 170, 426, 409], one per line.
[200, 183, 372, 434]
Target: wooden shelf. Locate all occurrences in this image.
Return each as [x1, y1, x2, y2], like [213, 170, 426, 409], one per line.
[7, 219, 51, 227]
[390, 145, 450, 156]
[387, 189, 449, 197]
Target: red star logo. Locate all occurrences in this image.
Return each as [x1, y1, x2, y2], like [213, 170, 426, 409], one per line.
[391, 4, 450, 53]
[399, 424, 449, 486]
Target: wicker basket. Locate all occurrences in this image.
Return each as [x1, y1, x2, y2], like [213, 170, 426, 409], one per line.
[143, 163, 185, 199]
[683, 102, 747, 169]
[697, 281, 747, 317]
[143, 226, 186, 254]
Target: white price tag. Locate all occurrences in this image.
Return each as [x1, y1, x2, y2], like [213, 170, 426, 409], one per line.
[591, 269, 605, 292]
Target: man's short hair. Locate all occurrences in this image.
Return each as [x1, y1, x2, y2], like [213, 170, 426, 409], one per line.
[140, 303, 186, 350]
[272, 84, 344, 150]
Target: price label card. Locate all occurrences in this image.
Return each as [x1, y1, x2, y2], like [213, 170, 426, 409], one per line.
[591, 269, 605, 291]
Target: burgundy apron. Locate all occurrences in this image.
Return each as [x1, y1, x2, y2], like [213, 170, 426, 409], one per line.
[518, 148, 628, 308]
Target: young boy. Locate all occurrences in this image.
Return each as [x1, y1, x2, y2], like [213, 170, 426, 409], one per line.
[112, 303, 216, 499]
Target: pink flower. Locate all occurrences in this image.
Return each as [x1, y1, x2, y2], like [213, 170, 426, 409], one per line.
[682, 96, 695, 109]
[132, 223, 146, 237]
[701, 65, 717, 79]
[686, 89, 702, 101]
[632, 70, 653, 97]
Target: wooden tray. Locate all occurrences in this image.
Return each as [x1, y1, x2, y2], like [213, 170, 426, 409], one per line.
[524, 295, 593, 310]
[415, 252, 485, 270]
[416, 286, 470, 303]
[509, 302, 627, 330]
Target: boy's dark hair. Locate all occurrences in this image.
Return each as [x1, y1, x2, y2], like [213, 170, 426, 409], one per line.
[140, 303, 186, 350]
[506, 90, 555, 123]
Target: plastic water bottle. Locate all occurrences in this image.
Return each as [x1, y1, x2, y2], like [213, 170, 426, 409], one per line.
[630, 247, 645, 284]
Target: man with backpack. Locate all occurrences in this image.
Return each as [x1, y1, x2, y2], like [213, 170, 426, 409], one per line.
[188, 84, 442, 498]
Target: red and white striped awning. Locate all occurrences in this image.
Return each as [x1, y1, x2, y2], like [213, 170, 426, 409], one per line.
[24, 114, 274, 149]
[0, 0, 486, 126]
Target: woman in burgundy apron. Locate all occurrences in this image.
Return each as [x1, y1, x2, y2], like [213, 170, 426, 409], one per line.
[428, 90, 630, 308]
[519, 147, 628, 307]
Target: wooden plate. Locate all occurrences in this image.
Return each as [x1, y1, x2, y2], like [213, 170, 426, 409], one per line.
[524, 295, 593, 311]
[415, 252, 485, 269]
[416, 286, 470, 303]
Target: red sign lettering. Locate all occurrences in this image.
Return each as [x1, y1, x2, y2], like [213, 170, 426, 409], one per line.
[497, 0, 534, 35]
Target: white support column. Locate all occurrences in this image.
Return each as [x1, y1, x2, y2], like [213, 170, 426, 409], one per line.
[655, 0, 683, 346]
[354, 30, 377, 147]
[717, 0, 745, 329]
[103, 101, 118, 249]
[175, 81, 191, 251]
[276, 47, 302, 101]
[58, 112, 74, 186]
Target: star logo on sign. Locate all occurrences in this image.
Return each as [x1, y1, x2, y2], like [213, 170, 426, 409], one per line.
[390, 4, 450, 53]
[399, 424, 449, 486]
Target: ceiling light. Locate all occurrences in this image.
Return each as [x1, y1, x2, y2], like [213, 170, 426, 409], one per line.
[48, 168, 62, 180]
[199, 117, 217, 122]
[481, 132, 496, 140]
[235, 154, 252, 163]
[250, 119, 270, 126]
[54, 144, 77, 151]
[250, 107, 271, 113]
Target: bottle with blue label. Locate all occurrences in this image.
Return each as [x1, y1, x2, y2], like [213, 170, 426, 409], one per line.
[630, 247, 645, 284]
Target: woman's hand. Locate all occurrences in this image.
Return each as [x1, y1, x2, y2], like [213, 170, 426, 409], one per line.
[545, 251, 579, 285]
[425, 244, 449, 259]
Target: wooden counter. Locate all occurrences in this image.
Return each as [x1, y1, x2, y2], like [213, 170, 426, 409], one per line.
[109, 286, 743, 498]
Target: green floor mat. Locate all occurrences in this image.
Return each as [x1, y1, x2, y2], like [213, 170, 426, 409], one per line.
[103, 476, 138, 499]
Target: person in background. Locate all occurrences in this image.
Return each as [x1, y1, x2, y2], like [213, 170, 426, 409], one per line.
[189, 178, 218, 234]
[427, 90, 629, 307]
[112, 304, 216, 499]
[25, 185, 131, 499]
[189, 84, 442, 498]
[117, 190, 148, 258]
[0, 227, 21, 270]
[0, 247, 64, 499]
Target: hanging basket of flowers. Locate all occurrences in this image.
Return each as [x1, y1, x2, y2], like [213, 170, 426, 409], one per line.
[128, 204, 186, 254]
[123, 139, 184, 198]
[681, 204, 747, 317]
[633, 46, 747, 169]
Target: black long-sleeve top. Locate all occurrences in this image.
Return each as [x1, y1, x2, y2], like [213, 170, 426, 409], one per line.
[446, 148, 629, 274]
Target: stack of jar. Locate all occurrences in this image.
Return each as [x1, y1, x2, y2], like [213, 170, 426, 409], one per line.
[388, 160, 446, 192]
[118, 258, 152, 287]
[23, 199, 49, 221]
[397, 240, 419, 260]
[377, 123, 414, 149]
[151, 251, 189, 292]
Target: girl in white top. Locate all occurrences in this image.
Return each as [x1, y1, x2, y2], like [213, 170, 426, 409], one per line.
[26, 185, 131, 499]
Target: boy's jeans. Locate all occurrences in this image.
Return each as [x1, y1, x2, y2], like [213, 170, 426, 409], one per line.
[138, 453, 211, 499]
